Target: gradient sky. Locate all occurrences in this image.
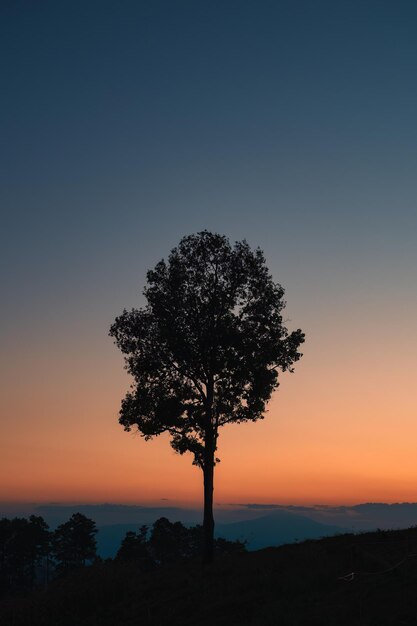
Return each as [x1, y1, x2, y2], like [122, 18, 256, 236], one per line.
[1, 0, 416, 507]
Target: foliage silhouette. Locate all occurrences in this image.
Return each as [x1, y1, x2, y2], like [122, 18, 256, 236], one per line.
[115, 525, 154, 570]
[0, 515, 50, 595]
[110, 231, 304, 563]
[117, 517, 245, 567]
[0, 512, 244, 597]
[52, 513, 97, 574]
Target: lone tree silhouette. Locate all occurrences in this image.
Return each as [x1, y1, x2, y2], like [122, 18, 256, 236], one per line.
[110, 231, 304, 563]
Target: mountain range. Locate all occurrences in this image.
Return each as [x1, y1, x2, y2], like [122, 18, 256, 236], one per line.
[4, 501, 417, 558]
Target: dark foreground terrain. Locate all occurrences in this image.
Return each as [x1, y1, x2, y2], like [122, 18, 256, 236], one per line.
[2, 526, 417, 626]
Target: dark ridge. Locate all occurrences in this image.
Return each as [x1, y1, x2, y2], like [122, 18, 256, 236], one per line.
[2, 525, 417, 625]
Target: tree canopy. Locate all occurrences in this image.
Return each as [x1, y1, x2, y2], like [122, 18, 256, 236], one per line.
[0, 515, 50, 594]
[110, 231, 304, 562]
[52, 513, 97, 573]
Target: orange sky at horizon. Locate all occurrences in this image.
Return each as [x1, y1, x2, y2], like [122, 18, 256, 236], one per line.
[2, 282, 416, 508]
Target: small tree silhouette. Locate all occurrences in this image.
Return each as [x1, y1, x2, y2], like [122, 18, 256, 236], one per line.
[110, 231, 304, 563]
[116, 518, 246, 567]
[0, 515, 50, 593]
[52, 513, 97, 573]
[149, 517, 191, 564]
[115, 525, 154, 571]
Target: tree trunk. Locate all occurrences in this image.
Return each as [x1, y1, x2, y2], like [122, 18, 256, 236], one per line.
[202, 453, 215, 565]
[203, 378, 215, 565]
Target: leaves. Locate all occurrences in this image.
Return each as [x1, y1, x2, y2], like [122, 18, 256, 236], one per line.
[52, 513, 97, 573]
[110, 231, 305, 467]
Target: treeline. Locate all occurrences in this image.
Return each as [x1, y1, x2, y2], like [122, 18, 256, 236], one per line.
[0, 513, 96, 595]
[0, 513, 245, 597]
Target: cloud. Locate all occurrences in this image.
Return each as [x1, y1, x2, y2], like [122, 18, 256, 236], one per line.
[238, 503, 285, 510]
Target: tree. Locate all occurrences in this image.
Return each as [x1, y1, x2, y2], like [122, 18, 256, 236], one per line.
[115, 525, 153, 570]
[110, 231, 304, 563]
[149, 517, 192, 564]
[25, 515, 50, 587]
[115, 518, 246, 567]
[0, 515, 50, 594]
[148, 517, 246, 564]
[52, 513, 97, 573]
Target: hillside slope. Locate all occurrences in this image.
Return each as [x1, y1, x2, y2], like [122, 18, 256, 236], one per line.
[2, 526, 417, 625]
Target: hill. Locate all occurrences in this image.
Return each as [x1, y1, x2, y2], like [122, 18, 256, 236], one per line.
[215, 510, 347, 550]
[97, 510, 347, 557]
[7, 501, 417, 535]
[2, 525, 417, 625]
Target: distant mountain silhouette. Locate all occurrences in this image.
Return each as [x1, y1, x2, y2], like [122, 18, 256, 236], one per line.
[239, 502, 417, 531]
[96, 510, 347, 557]
[97, 524, 146, 558]
[35, 504, 202, 529]
[215, 510, 347, 550]
[4, 502, 417, 551]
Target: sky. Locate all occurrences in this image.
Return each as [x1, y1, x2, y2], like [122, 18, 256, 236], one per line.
[1, 0, 416, 508]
